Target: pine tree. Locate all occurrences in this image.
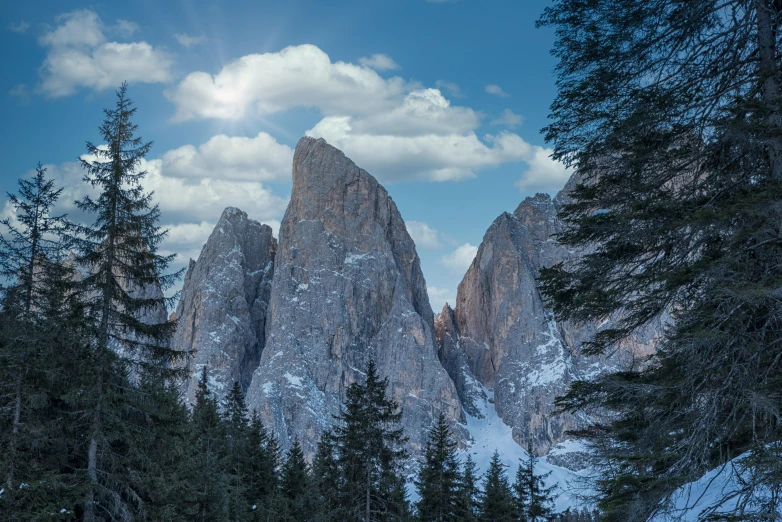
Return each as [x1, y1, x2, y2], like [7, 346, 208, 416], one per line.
[223, 381, 250, 522]
[280, 439, 312, 521]
[333, 360, 410, 521]
[513, 442, 556, 522]
[311, 430, 342, 522]
[0, 166, 86, 520]
[243, 411, 279, 520]
[187, 367, 229, 521]
[479, 451, 515, 522]
[69, 82, 185, 520]
[457, 454, 480, 522]
[538, 2, 782, 519]
[415, 412, 461, 522]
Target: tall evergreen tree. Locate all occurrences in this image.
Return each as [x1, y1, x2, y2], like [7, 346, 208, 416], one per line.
[333, 360, 410, 521]
[457, 454, 480, 522]
[479, 451, 515, 522]
[187, 367, 229, 521]
[280, 438, 312, 521]
[243, 410, 279, 520]
[415, 412, 461, 522]
[538, 2, 782, 519]
[223, 381, 250, 522]
[513, 442, 556, 522]
[70, 82, 185, 520]
[311, 430, 342, 522]
[0, 165, 85, 520]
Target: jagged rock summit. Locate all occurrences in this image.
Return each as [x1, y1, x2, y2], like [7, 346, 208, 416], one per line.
[245, 137, 464, 456]
[173, 207, 276, 406]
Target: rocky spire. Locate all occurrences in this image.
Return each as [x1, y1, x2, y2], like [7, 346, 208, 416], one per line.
[245, 137, 464, 456]
[172, 207, 276, 406]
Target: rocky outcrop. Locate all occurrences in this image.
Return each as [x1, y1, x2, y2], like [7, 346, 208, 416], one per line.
[172, 207, 276, 405]
[442, 179, 661, 456]
[245, 137, 464, 456]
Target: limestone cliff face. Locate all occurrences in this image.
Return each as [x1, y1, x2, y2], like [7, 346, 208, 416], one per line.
[172, 207, 276, 405]
[444, 179, 661, 456]
[245, 137, 463, 456]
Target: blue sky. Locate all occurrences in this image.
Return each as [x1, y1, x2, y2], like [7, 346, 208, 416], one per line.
[0, 0, 567, 311]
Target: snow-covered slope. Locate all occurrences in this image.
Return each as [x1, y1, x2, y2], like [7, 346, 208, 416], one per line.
[460, 385, 592, 513]
[648, 450, 780, 522]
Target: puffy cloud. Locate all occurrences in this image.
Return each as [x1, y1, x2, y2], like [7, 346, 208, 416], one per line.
[427, 286, 455, 312]
[491, 109, 523, 128]
[175, 33, 205, 47]
[485, 84, 508, 97]
[358, 53, 400, 71]
[514, 146, 573, 195]
[38, 9, 173, 97]
[440, 243, 478, 273]
[9, 21, 30, 33]
[435, 80, 463, 98]
[167, 44, 407, 121]
[161, 132, 293, 182]
[112, 20, 139, 38]
[406, 221, 442, 250]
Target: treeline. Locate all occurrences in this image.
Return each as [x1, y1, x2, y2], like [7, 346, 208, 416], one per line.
[0, 84, 593, 521]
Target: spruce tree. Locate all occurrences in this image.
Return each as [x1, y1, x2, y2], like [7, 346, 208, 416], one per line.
[415, 412, 461, 522]
[187, 367, 229, 521]
[311, 430, 342, 522]
[479, 451, 515, 522]
[513, 442, 556, 522]
[243, 411, 278, 519]
[538, 2, 782, 519]
[70, 82, 185, 520]
[333, 360, 410, 521]
[280, 438, 312, 521]
[223, 381, 250, 522]
[0, 166, 85, 520]
[457, 454, 480, 522]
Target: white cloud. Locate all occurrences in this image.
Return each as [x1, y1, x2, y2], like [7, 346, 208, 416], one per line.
[161, 132, 293, 182]
[435, 80, 463, 98]
[38, 9, 173, 97]
[9, 21, 30, 33]
[491, 109, 523, 128]
[440, 243, 478, 273]
[406, 221, 442, 250]
[427, 286, 455, 312]
[167, 44, 407, 121]
[485, 84, 508, 97]
[514, 146, 573, 195]
[175, 33, 206, 47]
[168, 43, 555, 185]
[358, 53, 400, 71]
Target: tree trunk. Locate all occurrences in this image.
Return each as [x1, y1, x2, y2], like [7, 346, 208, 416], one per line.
[756, 0, 782, 179]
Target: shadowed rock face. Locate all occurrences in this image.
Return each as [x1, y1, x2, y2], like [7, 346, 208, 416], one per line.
[443, 180, 661, 456]
[172, 207, 276, 406]
[245, 137, 464, 456]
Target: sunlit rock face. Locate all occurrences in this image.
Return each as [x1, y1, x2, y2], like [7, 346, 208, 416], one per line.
[245, 137, 464, 456]
[172, 207, 276, 406]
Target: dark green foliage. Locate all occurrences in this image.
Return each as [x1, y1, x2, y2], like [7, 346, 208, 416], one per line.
[333, 360, 410, 521]
[479, 451, 515, 522]
[415, 412, 462, 522]
[311, 430, 343, 522]
[280, 439, 312, 521]
[538, 1, 782, 520]
[223, 381, 251, 522]
[457, 454, 480, 522]
[514, 442, 557, 521]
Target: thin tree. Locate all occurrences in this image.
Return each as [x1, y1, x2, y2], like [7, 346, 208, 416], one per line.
[513, 442, 556, 522]
[71, 82, 185, 520]
[415, 412, 462, 522]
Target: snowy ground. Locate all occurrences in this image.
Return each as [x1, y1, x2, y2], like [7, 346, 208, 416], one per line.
[457, 386, 592, 513]
[647, 450, 779, 522]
